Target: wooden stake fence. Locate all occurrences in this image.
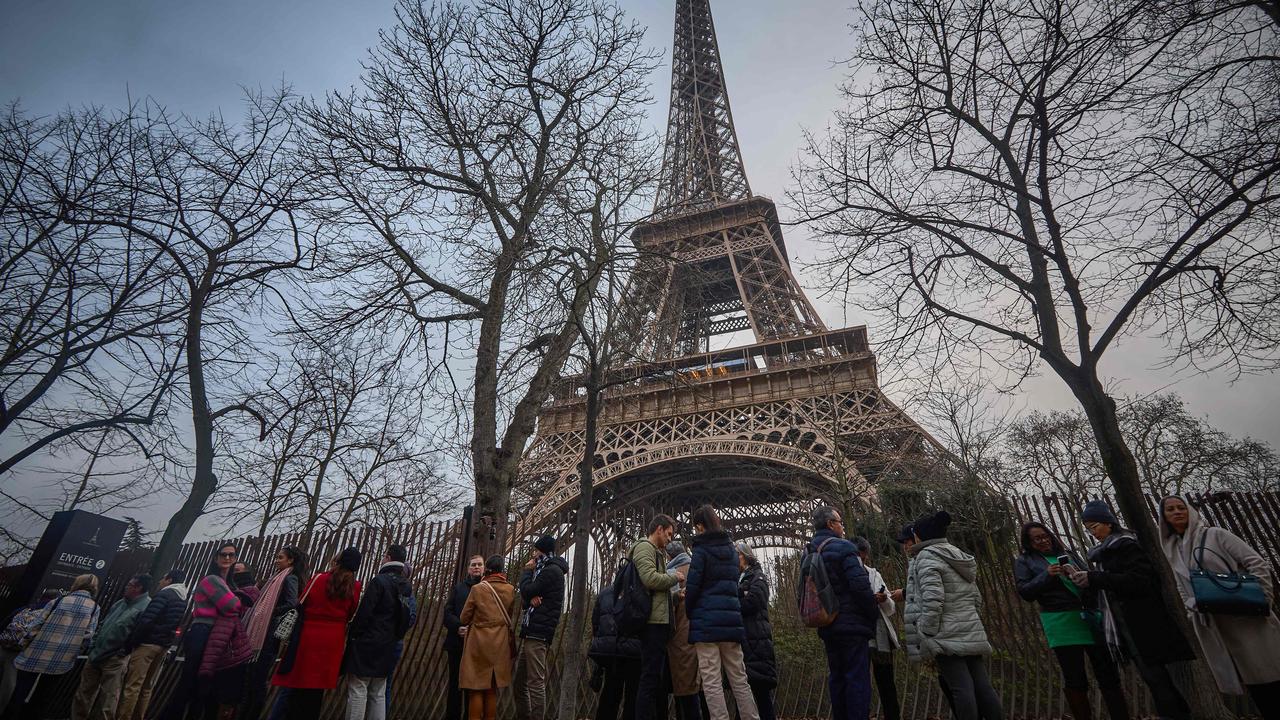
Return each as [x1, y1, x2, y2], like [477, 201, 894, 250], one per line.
[3, 491, 1274, 719]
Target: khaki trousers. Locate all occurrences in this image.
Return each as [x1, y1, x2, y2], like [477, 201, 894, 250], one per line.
[71, 654, 128, 720]
[695, 642, 760, 720]
[116, 644, 166, 720]
[512, 638, 549, 720]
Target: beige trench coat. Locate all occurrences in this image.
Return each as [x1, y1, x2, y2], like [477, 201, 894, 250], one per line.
[1161, 500, 1280, 693]
[666, 588, 701, 696]
[459, 575, 521, 690]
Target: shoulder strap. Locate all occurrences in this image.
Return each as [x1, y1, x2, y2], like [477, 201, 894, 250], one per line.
[817, 537, 838, 553]
[298, 575, 319, 605]
[1193, 528, 1240, 573]
[30, 594, 64, 630]
[482, 582, 513, 626]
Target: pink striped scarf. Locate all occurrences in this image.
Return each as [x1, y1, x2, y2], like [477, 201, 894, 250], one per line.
[244, 569, 288, 656]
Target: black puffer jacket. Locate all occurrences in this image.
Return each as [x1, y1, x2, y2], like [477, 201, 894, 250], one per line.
[343, 563, 414, 677]
[442, 575, 479, 652]
[1014, 551, 1095, 612]
[685, 530, 745, 644]
[127, 583, 188, 649]
[588, 585, 641, 661]
[519, 556, 568, 642]
[738, 564, 777, 688]
[1087, 533, 1195, 665]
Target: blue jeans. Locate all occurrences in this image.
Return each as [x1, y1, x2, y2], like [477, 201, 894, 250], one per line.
[823, 637, 872, 720]
[268, 687, 291, 720]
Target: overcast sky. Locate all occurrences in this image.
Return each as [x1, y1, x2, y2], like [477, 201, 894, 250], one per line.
[3, 0, 1276, 534]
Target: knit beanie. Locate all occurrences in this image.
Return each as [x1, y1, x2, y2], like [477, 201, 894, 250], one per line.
[913, 511, 952, 541]
[534, 535, 556, 555]
[1081, 500, 1119, 525]
[338, 546, 362, 572]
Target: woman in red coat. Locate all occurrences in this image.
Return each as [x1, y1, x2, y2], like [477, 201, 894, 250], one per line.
[273, 547, 362, 720]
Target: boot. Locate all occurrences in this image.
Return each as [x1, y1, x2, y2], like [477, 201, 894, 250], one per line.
[1098, 684, 1131, 720]
[1064, 688, 1094, 720]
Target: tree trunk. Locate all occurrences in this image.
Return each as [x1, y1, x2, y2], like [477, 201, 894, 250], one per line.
[557, 368, 601, 720]
[1068, 371, 1231, 719]
[468, 447, 515, 557]
[151, 282, 214, 577]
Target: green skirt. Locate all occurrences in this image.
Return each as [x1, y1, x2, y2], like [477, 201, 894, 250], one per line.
[1039, 610, 1096, 648]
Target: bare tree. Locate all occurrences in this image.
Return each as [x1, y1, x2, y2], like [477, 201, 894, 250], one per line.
[912, 376, 1013, 490]
[792, 0, 1279, 709]
[52, 89, 321, 575]
[548, 125, 657, 720]
[219, 340, 461, 537]
[0, 428, 167, 562]
[1008, 393, 1280, 497]
[300, 0, 658, 551]
[0, 104, 184, 478]
[217, 356, 320, 537]
[1006, 410, 1103, 499]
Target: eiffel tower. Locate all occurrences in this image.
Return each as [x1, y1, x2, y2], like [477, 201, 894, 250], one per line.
[514, 0, 939, 547]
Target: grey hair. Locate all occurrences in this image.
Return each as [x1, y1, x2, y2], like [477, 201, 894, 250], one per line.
[811, 505, 840, 531]
[852, 536, 871, 555]
[666, 540, 687, 558]
[735, 541, 758, 566]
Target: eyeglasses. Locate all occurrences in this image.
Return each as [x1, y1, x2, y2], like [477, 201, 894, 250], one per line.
[218, 552, 237, 559]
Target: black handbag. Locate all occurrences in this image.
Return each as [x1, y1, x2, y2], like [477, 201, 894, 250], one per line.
[1190, 534, 1270, 617]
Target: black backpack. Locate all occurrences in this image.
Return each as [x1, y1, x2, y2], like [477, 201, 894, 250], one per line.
[379, 574, 416, 640]
[610, 553, 654, 637]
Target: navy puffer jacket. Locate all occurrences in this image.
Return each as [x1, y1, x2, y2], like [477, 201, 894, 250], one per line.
[127, 583, 189, 650]
[808, 528, 878, 641]
[685, 530, 745, 644]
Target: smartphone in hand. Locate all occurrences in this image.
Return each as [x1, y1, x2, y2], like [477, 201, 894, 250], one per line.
[1056, 554, 1072, 567]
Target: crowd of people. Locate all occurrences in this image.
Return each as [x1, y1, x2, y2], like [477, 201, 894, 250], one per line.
[0, 542, 415, 720]
[0, 493, 1277, 720]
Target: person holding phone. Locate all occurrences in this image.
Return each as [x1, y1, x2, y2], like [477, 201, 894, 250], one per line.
[853, 536, 901, 720]
[1070, 501, 1195, 720]
[1014, 522, 1130, 720]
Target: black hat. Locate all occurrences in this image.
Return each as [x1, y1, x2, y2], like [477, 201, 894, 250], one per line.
[1081, 500, 1119, 525]
[534, 535, 555, 555]
[913, 511, 952, 541]
[338, 547, 362, 572]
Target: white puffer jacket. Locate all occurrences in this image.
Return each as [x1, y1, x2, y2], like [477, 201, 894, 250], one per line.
[904, 538, 991, 660]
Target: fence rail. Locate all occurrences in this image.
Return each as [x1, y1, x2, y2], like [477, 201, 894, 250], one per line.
[3, 491, 1275, 719]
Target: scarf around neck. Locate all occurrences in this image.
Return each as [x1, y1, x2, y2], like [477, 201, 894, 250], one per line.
[245, 568, 290, 655]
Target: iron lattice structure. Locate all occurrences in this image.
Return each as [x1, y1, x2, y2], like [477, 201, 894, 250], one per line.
[514, 0, 940, 553]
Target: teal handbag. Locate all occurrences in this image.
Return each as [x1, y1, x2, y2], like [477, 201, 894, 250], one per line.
[1191, 534, 1269, 617]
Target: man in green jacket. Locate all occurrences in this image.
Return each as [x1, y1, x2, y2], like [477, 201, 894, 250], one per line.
[72, 574, 151, 720]
[628, 514, 685, 720]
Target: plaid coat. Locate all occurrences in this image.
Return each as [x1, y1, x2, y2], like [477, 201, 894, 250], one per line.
[15, 590, 100, 675]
